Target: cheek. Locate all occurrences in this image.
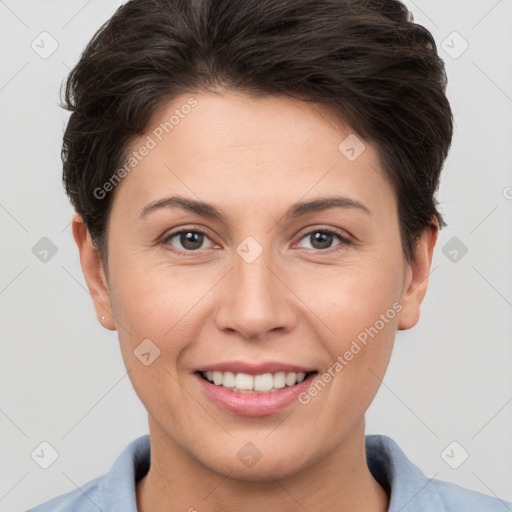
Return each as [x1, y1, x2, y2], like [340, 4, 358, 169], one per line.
[109, 249, 209, 333]
[297, 272, 399, 434]
[107, 254, 227, 398]
[294, 254, 401, 415]
[303, 259, 402, 345]
[107, 260, 206, 421]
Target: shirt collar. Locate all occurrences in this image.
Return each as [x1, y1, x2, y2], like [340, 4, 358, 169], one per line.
[366, 434, 441, 510]
[97, 433, 437, 510]
[97, 434, 150, 511]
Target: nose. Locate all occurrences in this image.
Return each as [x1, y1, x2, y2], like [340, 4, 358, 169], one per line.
[213, 243, 297, 341]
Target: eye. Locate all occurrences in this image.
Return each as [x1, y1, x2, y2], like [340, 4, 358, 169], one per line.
[296, 228, 351, 252]
[163, 228, 216, 253]
[162, 227, 351, 254]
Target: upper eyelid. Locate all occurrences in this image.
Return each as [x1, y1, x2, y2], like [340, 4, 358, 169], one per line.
[296, 225, 351, 240]
[164, 225, 349, 239]
[163, 225, 351, 250]
[163, 227, 217, 248]
[294, 228, 351, 250]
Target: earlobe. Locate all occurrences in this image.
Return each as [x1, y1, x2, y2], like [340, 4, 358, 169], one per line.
[71, 212, 116, 331]
[397, 219, 439, 331]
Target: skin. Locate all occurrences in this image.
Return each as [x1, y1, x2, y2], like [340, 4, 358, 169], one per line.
[73, 89, 438, 512]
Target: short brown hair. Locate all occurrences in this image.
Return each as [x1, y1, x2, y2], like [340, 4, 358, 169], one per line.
[62, 0, 453, 265]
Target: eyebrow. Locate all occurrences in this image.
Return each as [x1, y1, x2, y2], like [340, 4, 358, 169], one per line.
[138, 195, 371, 221]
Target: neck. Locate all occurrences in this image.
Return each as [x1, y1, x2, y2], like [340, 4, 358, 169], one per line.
[137, 417, 389, 512]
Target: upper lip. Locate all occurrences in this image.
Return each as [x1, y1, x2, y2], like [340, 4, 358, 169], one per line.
[195, 361, 317, 375]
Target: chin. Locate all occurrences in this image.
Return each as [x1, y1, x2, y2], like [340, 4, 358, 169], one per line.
[198, 443, 314, 482]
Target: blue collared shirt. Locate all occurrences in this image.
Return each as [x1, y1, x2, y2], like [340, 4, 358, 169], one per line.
[26, 434, 511, 511]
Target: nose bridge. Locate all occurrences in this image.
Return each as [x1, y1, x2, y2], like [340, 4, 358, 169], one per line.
[214, 236, 294, 339]
[236, 241, 275, 301]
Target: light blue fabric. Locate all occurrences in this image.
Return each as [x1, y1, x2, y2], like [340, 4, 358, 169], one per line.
[26, 434, 512, 511]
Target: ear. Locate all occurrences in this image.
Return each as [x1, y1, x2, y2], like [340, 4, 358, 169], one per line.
[71, 212, 116, 330]
[398, 217, 439, 331]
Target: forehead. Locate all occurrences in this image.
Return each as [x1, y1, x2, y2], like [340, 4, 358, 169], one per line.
[111, 90, 394, 220]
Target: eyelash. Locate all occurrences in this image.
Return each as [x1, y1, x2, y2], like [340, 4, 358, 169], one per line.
[162, 227, 352, 255]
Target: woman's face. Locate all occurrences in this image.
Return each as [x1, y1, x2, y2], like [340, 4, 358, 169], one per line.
[77, 90, 435, 480]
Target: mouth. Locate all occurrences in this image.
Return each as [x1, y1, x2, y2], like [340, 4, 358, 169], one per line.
[195, 369, 318, 393]
[193, 365, 319, 416]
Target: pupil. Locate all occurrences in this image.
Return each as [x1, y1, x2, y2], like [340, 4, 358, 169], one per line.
[312, 231, 332, 250]
[181, 231, 203, 250]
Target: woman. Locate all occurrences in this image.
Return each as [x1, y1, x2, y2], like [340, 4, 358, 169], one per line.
[27, 0, 511, 510]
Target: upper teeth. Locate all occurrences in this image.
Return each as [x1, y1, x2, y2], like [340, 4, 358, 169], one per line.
[203, 371, 308, 393]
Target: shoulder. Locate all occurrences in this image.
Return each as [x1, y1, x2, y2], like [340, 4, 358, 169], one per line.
[25, 478, 103, 512]
[25, 435, 151, 512]
[365, 434, 512, 512]
[428, 477, 512, 510]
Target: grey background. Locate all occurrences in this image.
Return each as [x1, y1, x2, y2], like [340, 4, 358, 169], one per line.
[1, 0, 511, 510]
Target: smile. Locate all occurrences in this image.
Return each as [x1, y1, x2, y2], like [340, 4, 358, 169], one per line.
[193, 364, 319, 416]
[198, 370, 317, 393]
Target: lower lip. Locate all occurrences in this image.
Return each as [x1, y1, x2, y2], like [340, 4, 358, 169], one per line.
[193, 372, 317, 417]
